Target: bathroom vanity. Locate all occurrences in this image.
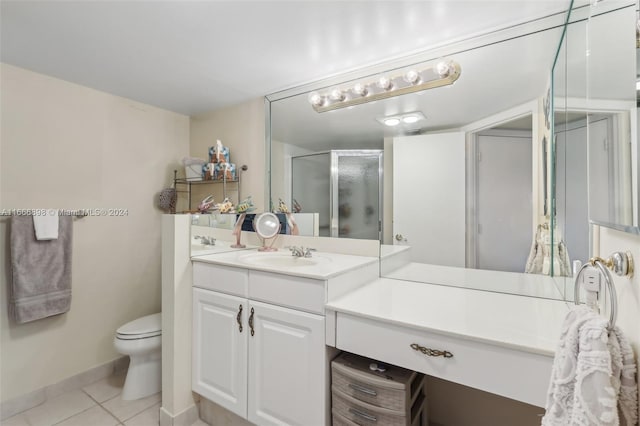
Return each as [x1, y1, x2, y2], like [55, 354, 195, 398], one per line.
[191, 250, 379, 426]
[326, 279, 568, 408]
[190, 246, 569, 425]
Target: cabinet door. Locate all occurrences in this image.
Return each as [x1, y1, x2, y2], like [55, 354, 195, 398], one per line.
[192, 288, 248, 418]
[247, 300, 325, 426]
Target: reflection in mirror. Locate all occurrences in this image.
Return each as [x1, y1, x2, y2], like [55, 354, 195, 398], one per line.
[291, 150, 382, 239]
[553, 1, 638, 299]
[190, 213, 248, 257]
[268, 14, 574, 299]
[586, 3, 638, 233]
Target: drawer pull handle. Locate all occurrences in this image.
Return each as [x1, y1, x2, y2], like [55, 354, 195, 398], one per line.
[349, 408, 377, 422]
[236, 305, 243, 333]
[249, 307, 255, 336]
[348, 383, 378, 397]
[410, 343, 453, 358]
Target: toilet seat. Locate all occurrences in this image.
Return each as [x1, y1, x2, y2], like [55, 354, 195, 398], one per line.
[116, 313, 161, 340]
[116, 330, 161, 340]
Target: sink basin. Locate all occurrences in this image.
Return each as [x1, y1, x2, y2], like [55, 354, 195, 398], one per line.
[238, 252, 330, 268]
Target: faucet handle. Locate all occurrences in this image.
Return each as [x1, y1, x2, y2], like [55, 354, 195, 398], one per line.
[303, 247, 316, 257]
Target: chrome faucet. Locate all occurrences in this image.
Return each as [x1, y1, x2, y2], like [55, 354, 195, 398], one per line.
[288, 246, 316, 258]
[195, 235, 216, 246]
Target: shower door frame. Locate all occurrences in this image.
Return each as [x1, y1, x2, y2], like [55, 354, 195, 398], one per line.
[290, 149, 384, 240]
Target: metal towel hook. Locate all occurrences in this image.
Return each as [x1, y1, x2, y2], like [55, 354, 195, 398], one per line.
[573, 252, 633, 331]
[574, 259, 618, 331]
[587, 251, 634, 278]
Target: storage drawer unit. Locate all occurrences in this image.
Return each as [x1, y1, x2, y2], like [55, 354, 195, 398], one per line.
[331, 352, 427, 426]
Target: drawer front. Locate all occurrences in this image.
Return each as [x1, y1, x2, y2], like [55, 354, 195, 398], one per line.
[332, 411, 360, 426]
[332, 387, 409, 426]
[332, 364, 408, 412]
[248, 270, 325, 314]
[193, 262, 248, 297]
[335, 313, 553, 408]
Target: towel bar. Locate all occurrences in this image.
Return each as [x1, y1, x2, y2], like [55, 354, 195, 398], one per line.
[0, 211, 87, 221]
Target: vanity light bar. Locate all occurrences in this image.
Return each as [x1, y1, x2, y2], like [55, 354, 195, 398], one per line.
[309, 61, 461, 113]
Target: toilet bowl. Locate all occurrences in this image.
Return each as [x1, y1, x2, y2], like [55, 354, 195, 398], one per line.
[114, 313, 162, 400]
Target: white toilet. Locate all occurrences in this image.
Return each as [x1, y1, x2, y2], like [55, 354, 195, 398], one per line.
[114, 313, 162, 400]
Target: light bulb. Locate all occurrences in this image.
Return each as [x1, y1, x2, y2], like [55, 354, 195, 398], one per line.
[402, 115, 420, 124]
[376, 75, 393, 91]
[329, 87, 345, 101]
[383, 117, 401, 126]
[308, 91, 324, 107]
[403, 69, 420, 85]
[436, 61, 452, 77]
[352, 82, 368, 97]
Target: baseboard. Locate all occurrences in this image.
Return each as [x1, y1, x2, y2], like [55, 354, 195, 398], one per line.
[199, 397, 253, 426]
[0, 356, 128, 421]
[160, 403, 199, 426]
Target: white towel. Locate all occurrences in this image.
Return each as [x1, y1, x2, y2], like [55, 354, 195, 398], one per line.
[542, 305, 638, 426]
[33, 212, 59, 240]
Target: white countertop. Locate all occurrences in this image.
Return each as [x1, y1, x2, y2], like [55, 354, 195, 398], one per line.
[326, 278, 569, 356]
[191, 249, 378, 280]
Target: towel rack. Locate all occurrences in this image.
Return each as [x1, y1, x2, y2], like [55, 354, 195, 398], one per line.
[573, 251, 633, 330]
[0, 211, 87, 221]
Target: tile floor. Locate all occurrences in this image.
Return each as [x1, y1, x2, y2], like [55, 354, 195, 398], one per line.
[3, 373, 208, 426]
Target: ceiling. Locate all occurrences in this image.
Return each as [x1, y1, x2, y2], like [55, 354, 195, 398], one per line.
[1, 1, 572, 116]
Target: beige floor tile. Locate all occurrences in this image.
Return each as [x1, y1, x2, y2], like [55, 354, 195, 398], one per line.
[123, 402, 160, 426]
[102, 393, 161, 423]
[21, 390, 96, 426]
[54, 406, 119, 426]
[190, 420, 210, 426]
[1, 413, 30, 426]
[82, 373, 126, 403]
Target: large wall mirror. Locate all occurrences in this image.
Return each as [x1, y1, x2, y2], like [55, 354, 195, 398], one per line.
[553, 0, 638, 298]
[267, 11, 574, 300]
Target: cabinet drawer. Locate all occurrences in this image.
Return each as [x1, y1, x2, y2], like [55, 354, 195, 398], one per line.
[335, 313, 553, 407]
[193, 262, 248, 297]
[332, 411, 360, 426]
[332, 387, 409, 426]
[249, 270, 325, 314]
[332, 352, 417, 412]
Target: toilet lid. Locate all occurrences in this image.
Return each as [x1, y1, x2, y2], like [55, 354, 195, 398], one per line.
[117, 313, 161, 336]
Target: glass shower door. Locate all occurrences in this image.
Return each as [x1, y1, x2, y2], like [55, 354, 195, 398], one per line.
[332, 151, 383, 240]
[291, 153, 331, 236]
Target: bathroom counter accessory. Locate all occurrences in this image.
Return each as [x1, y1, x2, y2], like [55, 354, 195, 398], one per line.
[331, 352, 427, 426]
[325, 278, 569, 407]
[173, 166, 247, 212]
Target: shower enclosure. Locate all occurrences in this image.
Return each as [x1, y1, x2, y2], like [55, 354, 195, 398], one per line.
[291, 150, 383, 240]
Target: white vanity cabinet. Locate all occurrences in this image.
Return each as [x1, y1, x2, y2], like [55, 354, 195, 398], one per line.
[192, 261, 328, 426]
[192, 288, 248, 417]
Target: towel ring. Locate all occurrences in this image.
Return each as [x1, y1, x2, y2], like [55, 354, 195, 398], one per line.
[574, 259, 617, 330]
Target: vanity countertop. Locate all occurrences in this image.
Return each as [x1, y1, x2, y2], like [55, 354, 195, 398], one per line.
[191, 249, 378, 280]
[326, 278, 569, 356]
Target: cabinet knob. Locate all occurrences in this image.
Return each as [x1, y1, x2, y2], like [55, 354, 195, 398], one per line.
[395, 234, 407, 242]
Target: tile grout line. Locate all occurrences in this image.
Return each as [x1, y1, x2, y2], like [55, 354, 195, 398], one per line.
[48, 390, 99, 426]
[84, 389, 123, 426]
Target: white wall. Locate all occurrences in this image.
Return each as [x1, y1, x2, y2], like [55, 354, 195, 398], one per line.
[0, 63, 190, 402]
[189, 99, 266, 211]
